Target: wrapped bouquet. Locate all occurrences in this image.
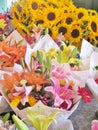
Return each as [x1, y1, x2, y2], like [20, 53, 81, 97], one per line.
[80, 39, 98, 102]
[0, 35, 92, 129]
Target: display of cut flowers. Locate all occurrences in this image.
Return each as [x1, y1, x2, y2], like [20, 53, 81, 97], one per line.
[11, 0, 98, 49]
[0, 34, 92, 130]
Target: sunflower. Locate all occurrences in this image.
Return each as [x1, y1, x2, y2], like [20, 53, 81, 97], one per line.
[75, 8, 88, 20]
[46, 24, 58, 39]
[11, 0, 34, 35]
[56, 21, 71, 40]
[11, 5, 20, 21]
[40, 6, 61, 37]
[15, 22, 30, 37]
[87, 16, 98, 34]
[19, 7, 30, 23]
[63, 12, 77, 25]
[45, 0, 59, 8]
[28, 0, 46, 18]
[69, 24, 83, 45]
[43, 6, 61, 26]
[62, 4, 77, 14]
[88, 9, 98, 16]
[58, 0, 74, 8]
[91, 32, 98, 46]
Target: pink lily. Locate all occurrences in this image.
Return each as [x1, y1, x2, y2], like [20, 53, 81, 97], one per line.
[51, 60, 71, 79]
[44, 77, 74, 109]
[91, 120, 98, 130]
[13, 85, 33, 105]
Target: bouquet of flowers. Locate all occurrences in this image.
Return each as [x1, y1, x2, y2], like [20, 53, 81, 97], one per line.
[0, 34, 92, 129]
[80, 39, 98, 102]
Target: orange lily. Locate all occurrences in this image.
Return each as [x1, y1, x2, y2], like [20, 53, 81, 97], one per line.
[21, 70, 50, 86]
[0, 73, 15, 91]
[0, 41, 26, 68]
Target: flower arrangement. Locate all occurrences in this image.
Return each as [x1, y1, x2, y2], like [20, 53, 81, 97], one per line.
[0, 34, 93, 129]
[0, 40, 26, 70]
[0, 39, 92, 109]
[11, 0, 98, 49]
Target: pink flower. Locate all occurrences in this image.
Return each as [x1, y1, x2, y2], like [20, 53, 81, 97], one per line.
[45, 77, 74, 109]
[24, 26, 41, 46]
[91, 120, 98, 130]
[54, 33, 65, 46]
[13, 85, 33, 105]
[78, 87, 92, 102]
[51, 60, 71, 79]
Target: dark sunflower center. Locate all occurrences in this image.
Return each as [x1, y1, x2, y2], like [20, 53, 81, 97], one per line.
[58, 26, 67, 35]
[78, 13, 84, 19]
[32, 2, 38, 10]
[17, 5, 22, 12]
[66, 17, 73, 24]
[87, 37, 90, 42]
[14, 12, 19, 19]
[48, 28, 52, 36]
[36, 20, 44, 25]
[92, 12, 96, 16]
[71, 29, 79, 38]
[95, 36, 98, 40]
[47, 12, 55, 21]
[91, 21, 97, 32]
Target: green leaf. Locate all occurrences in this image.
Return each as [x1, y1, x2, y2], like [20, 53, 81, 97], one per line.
[94, 66, 98, 70]
[57, 50, 62, 63]
[37, 50, 43, 64]
[68, 47, 78, 61]
[1, 34, 6, 41]
[2, 113, 10, 123]
[46, 56, 52, 71]
[20, 58, 25, 69]
[44, 28, 49, 35]
[82, 30, 90, 36]
[12, 114, 29, 130]
[16, 39, 24, 46]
